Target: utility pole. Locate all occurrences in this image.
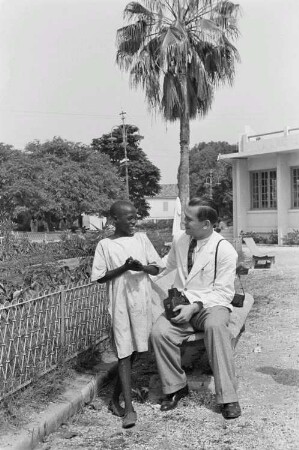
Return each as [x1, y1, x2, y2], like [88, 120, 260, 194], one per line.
[120, 110, 129, 198]
[204, 169, 214, 199]
[209, 169, 213, 199]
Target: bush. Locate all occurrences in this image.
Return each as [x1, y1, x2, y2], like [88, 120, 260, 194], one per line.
[0, 218, 172, 305]
[241, 230, 278, 245]
[138, 219, 173, 230]
[282, 229, 299, 245]
[0, 225, 106, 304]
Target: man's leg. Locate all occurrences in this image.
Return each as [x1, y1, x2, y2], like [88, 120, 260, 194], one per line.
[195, 306, 239, 405]
[151, 313, 194, 395]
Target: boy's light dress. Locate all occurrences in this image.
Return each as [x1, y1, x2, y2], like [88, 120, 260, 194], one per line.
[91, 232, 165, 359]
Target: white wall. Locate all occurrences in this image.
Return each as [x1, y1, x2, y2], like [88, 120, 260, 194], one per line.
[246, 211, 278, 232]
[241, 131, 299, 155]
[235, 150, 299, 242]
[288, 210, 299, 229]
[147, 198, 176, 219]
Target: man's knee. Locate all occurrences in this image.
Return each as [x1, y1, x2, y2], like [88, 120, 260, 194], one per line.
[151, 315, 168, 342]
[205, 311, 229, 334]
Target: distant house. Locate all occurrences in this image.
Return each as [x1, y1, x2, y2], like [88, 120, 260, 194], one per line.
[219, 126, 299, 244]
[146, 184, 178, 220]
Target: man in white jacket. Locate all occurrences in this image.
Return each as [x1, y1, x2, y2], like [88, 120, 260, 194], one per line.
[151, 198, 241, 419]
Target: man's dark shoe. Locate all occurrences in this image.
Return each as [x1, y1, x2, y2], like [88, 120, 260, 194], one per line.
[160, 385, 189, 411]
[221, 402, 241, 419]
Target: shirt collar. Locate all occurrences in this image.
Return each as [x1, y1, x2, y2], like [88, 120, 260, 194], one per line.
[192, 234, 213, 252]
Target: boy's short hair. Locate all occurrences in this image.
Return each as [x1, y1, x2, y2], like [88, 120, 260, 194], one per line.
[110, 200, 135, 217]
[188, 197, 218, 225]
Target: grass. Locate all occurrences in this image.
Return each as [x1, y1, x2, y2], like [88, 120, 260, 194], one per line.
[0, 362, 75, 435]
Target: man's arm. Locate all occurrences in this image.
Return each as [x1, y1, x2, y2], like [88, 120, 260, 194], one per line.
[151, 234, 179, 280]
[142, 265, 160, 276]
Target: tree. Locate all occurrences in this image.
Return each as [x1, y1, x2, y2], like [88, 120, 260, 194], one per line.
[0, 138, 125, 229]
[92, 124, 161, 218]
[189, 141, 237, 218]
[116, 0, 240, 222]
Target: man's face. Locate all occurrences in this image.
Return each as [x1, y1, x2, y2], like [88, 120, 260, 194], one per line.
[184, 205, 209, 240]
[114, 205, 137, 236]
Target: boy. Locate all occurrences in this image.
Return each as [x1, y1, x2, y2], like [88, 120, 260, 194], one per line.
[91, 200, 164, 428]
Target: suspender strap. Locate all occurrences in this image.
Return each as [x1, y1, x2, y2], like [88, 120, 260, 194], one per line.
[213, 238, 245, 294]
[213, 239, 226, 283]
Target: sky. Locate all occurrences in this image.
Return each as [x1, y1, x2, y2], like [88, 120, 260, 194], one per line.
[0, 0, 299, 183]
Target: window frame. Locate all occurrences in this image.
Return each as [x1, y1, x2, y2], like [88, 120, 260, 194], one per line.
[291, 166, 299, 209]
[250, 169, 277, 210]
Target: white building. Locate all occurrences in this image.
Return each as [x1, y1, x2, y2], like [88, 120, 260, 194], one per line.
[146, 184, 178, 220]
[219, 127, 299, 245]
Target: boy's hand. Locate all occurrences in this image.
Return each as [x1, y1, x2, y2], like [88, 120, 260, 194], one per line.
[125, 257, 144, 271]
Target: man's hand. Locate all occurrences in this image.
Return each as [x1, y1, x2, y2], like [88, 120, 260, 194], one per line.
[125, 257, 144, 272]
[171, 303, 199, 324]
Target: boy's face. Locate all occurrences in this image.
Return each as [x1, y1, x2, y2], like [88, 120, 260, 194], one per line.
[113, 205, 137, 236]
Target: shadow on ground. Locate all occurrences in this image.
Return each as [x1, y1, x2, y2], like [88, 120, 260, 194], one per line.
[256, 366, 299, 387]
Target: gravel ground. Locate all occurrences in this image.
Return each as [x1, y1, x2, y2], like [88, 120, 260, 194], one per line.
[36, 247, 299, 450]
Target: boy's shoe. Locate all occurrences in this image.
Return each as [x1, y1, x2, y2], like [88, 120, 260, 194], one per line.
[122, 410, 137, 428]
[108, 400, 125, 417]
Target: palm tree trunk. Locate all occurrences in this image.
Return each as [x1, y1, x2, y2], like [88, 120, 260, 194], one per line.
[178, 72, 190, 227]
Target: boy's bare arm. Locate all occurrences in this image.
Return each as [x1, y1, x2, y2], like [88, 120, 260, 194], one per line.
[97, 257, 139, 283]
[124, 259, 159, 276]
[97, 258, 159, 283]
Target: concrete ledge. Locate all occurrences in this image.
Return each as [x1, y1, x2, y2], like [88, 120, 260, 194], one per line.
[1, 361, 118, 450]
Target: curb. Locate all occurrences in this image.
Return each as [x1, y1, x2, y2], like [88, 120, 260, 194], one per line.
[1, 361, 118, 450]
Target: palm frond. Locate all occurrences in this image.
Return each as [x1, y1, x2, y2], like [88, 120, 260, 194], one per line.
[116, 0, 240, 120]
[124, 1, 154, 21]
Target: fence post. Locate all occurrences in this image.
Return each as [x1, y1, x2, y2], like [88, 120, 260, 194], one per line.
[60, 286, 65, 349]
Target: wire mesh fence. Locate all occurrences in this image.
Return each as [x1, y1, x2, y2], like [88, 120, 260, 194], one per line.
[0, 281, 110, 401]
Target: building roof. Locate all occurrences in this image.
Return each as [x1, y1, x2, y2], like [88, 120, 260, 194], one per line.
[219, 127, 299, 162]
[151, 184, 178, 199]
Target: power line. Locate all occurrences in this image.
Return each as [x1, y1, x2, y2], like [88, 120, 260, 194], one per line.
[0, 108, 148, 119]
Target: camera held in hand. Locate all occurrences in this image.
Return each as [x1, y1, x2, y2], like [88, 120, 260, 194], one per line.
[163, 288, 190, 321]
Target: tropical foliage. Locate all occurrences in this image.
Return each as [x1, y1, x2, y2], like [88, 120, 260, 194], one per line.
[0, 139, 125, 229]
[116, 0, 240, 221]
[92, 124, 161, 218]
[189, 141, 237, 217]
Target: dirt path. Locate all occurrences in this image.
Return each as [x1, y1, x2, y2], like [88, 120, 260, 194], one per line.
[35, 247, 299, 450]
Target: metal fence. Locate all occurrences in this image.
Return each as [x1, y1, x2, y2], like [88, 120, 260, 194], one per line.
[0, 281, 110, 401]
[11, 231, 65, 243]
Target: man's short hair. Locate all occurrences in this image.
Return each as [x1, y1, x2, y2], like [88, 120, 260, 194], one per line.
[188, 197, 218, 225]
[110, 200, 135, 217]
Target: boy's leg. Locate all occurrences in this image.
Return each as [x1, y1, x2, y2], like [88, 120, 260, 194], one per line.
[118, 356, 134, 412]
[110, 352, 137, 417]
[109, 374, 124, 416]
[118, 354, 137, 428]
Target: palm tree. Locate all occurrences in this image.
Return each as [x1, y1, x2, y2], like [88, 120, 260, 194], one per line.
[116, 0, 240, 221]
